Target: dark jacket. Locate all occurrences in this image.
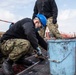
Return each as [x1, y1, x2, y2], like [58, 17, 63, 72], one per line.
[0, 18, 47, 50]
[32, 0, 58, 19]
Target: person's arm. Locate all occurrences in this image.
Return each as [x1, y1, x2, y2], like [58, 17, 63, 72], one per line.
[32, 1, 38, 19]
[51, 0, 58, 24]
[36, 32, 47, 50]
[22, 22, 44, 56]
[22, 22, 38, 49]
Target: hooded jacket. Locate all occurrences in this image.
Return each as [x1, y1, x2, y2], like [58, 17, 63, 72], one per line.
[0, 18, 47, 50]
[32, 0, 58, 20]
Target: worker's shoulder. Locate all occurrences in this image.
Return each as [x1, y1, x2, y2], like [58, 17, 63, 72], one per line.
[21, 18, 32, 22]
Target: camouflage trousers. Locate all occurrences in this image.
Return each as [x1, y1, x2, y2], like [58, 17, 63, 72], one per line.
[0, 39, 33, 61]
[38, 17, 62, 39]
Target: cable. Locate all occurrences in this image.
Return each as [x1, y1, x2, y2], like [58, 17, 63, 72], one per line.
[0, 19, 14, 23]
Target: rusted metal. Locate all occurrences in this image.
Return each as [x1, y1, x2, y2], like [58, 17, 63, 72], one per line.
[0, 54, 40, 75]
[0, 51, 48, 75]
[16, 61, 40, 75]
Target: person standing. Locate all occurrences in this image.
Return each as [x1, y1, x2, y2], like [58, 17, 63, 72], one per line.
[32, 0, 62, 39]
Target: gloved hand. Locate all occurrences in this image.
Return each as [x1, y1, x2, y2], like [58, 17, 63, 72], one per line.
[36, 47, 42, 56]
[52, 18, 57, 24]
[36, 47, 45, 61]
[37, 54, 46, 61]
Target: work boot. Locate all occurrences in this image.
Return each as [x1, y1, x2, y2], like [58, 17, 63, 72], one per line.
[16, 56, 35, 66]
[2, 58, 14, 75]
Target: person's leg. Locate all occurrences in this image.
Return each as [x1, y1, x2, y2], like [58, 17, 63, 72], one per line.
[9, 39, 34, 66]
[8, 39, 31, 61]
[47, 17, 62, 39]
[2, 58, 14, 75]
[0, 39, 16, 75]
[37, 27, 46, 51]
[38, 27, 45, 38]
[0, 39, 32, 75]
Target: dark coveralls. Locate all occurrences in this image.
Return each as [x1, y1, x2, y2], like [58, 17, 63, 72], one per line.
[32, 0, 62, 39]
[0, 18, 47, 61]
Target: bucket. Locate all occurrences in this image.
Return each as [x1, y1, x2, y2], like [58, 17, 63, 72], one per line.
[48, 39, 76, 75]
